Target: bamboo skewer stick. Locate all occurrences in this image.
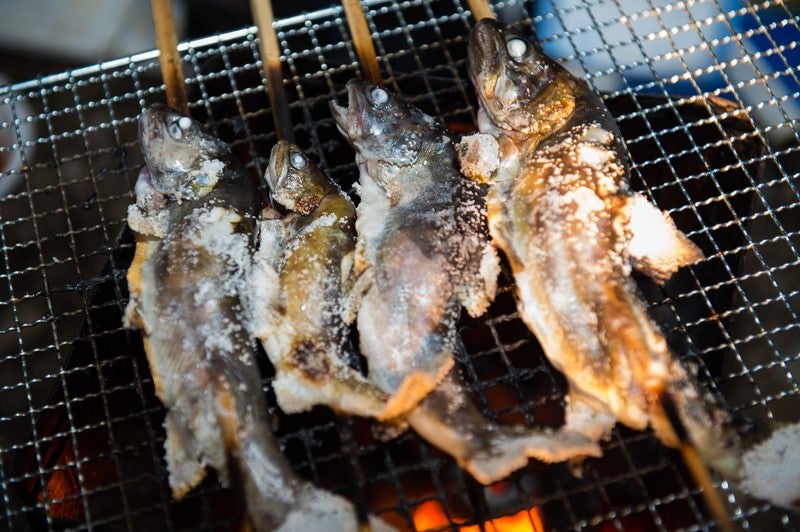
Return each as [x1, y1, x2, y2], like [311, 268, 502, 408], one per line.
[341, 0, 383, 85]
[150, 0, 188, 112]
[251, 0, 295, 142]
[466, 0, 496, 21]
[658, 393, 734, 532]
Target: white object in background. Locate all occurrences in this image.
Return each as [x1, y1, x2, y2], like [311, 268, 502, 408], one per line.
[531, 0, 800, 139]
[0, 0, 186, 62]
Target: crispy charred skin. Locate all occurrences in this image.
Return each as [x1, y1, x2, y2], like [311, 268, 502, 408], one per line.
[331, 80, 499, 418]
[252, 140, 387, 417]
[463, 20, 749, 475]
[125, 105, 384, 531]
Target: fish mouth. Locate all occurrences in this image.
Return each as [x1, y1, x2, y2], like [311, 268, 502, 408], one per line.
[329, 79, 369, 142]
[138, 103, 171, 184]
[265, 140, 290, 194]
[138, 103, 168, 149]
[468, 19, 507, 101]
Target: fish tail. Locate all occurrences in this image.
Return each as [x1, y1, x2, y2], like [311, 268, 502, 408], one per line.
[597, 281, 671, 425]
[233, 420, 298, 531]
[660, 360, 744, 479]
[207, 371, 298, 530]
[235, 416, 383, 531]
[407, 369, 601, 485]
[598, 281, 744, 476]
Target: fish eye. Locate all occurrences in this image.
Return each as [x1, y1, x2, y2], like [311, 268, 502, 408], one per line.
[167, 119, 183, 139]
[289, 151, 307, 169]
[506, 38, 528, 60]
[370, 86, 389, 106]
[167, 116, 194, 140]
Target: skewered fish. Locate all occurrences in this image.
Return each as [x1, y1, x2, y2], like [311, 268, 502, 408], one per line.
[125, 104, 390, 530]
[330, 79, 500, 418]
[462, 19, 800, 506]
[249, 140, 386, 417]
[331, 81, 602, 483]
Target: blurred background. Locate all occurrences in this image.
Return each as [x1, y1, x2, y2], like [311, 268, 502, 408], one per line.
[0, 0, 336, 82]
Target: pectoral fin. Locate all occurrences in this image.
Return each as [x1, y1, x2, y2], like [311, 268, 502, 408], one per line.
[624, 194, 704, 282]
[341, 268, 374, 325]
[459, 243, 500, 318]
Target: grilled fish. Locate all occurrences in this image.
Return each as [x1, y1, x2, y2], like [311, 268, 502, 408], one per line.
[462, 18, 800, 506]
[331, 82, 601, 483]
[249, 140, 386, 417]
[331, 79, 500, 418]
[463, 17, 720, 453]
[125, 105, 389, 530]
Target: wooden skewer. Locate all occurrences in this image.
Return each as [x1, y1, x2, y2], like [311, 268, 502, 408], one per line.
[659, 392, 734, 532]
[150, 0, 188, 112]
[466, 0, 496, 21]
[251, 0, 295, 142]
[341, 0, 383, 85]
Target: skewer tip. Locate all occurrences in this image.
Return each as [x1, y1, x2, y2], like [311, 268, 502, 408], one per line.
[659, 392, 734, 532]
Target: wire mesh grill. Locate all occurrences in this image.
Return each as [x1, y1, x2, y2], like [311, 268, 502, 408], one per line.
[0, 0, 798, 529]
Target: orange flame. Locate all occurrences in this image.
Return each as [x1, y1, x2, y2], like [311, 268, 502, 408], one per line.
[412, 500, 544, 532]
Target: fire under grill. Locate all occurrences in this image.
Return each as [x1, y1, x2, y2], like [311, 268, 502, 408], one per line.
[0, 0, 799, 529]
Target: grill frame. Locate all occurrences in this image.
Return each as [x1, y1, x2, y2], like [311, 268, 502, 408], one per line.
[0, 0, 798, 529]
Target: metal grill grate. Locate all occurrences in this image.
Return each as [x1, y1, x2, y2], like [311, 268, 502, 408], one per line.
[0, 0, 798, 529]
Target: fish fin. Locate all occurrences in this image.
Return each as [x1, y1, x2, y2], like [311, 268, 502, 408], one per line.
[273, 484, 393, 532]
[457, 133, 499, 184]
[563, 390, 617, 443]
[123, 237, 155, 330]
[377, 359, 454, 420]
[342, 269, 374, 325]
[273, 359, 387, 418]
[660, 359, 744, 479]
[340, 250, 355, 294]
[245, 220, 285, 337]
[164, 408, 214, 499]
[623, 194, 704, 282]
[256, 218, 286, 266]
[485, 194, 525, 271]
[367, 162, 403, 206]
[463, 427, 603, 484]
[460, 243, 501, 318]
[372, 417, 410, 441]
[406, 373, 601, 485]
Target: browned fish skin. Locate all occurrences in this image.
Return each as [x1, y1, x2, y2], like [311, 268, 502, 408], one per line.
[464, 20, 747, 476]
[126, 105, 388, 531]
[252, 140, 387, 417]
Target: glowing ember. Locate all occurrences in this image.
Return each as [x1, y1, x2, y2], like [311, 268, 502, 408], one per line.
[412, 499, 544, 531]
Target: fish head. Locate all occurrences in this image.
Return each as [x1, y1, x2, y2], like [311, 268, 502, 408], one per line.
[266, 140, 335, 215]
[330, 79, 438, 167]
[468, 19, 567, 132]
[138, 104, 230, 201]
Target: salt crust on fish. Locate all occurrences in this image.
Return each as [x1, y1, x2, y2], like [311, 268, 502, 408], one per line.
[349, 142, 497, 418]
[247, 141, 389, 419]
[127, 106, 391, 530]
[739, 424, 800, 507]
